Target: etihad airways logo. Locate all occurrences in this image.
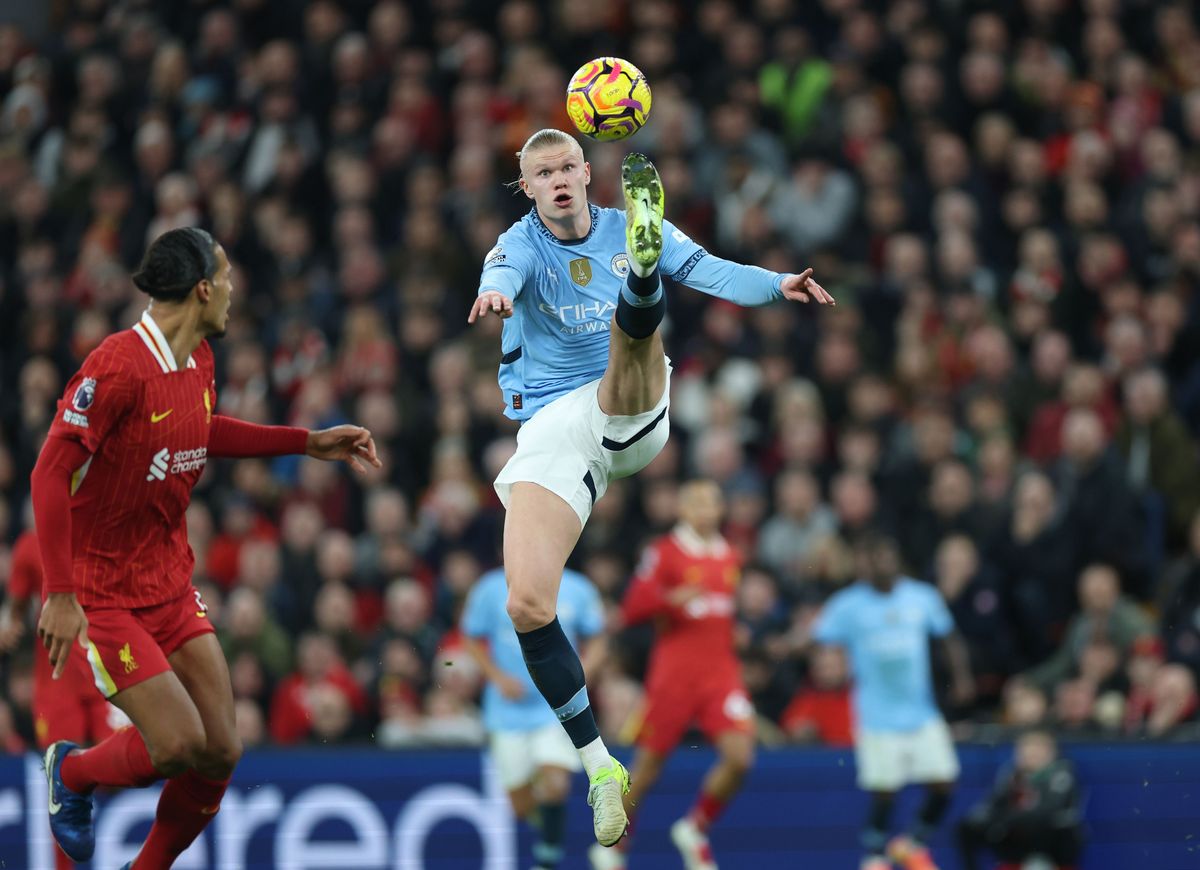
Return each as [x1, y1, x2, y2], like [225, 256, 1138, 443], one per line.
[537, 300, 616, 335]
[146, 446, 208, 481]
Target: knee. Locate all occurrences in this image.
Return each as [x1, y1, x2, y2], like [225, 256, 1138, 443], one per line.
[196, 733, 243, 779]
[722, 738, 756, 776]
[535, 768, 571, 803]
[148, 726, 206, 777]
[506, 588, 556, 633]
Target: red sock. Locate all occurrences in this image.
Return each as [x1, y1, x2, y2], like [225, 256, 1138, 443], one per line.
[690, 792, 728, 832]
[133, 770, 230, 870]
[54, 841, 73, 870]
[61, 727, 160, 794]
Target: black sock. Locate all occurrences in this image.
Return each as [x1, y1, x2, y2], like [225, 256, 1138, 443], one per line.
[912, 788, 952, 844]
[533, 802, 566, 868]
[516, 618, 600, 748]
[863, 792, 894, 856]
[616, 267, 664, 339]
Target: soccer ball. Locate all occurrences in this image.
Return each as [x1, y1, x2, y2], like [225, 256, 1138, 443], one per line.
[566, 57, 652, 142]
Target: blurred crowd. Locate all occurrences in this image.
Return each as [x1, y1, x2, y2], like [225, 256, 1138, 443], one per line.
[2, 0, 1200, 751]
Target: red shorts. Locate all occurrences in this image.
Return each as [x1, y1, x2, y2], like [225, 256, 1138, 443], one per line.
[637, 674, 755, 755]
[33, 640, 125, 749]
[83, 586, 215, 699]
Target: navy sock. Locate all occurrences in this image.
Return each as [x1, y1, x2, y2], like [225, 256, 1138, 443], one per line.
[516, 618, 600, 748]
[912, 788, 952, 845]
[533, 802, 566, 868]
[863, 792, 894, 856]
[616, 267, 664, 339]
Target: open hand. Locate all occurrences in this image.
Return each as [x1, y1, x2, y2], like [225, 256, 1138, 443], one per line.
[306, 425, 382, 475]
[468, 291, 514, 323]
[780, 268, 836, 305]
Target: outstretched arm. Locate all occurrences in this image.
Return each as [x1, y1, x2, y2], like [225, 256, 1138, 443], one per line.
[659, 221, 835, 307]
[208, 416, 380, 475]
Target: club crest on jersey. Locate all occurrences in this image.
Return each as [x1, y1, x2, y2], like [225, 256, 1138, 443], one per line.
[119, 643, 138, 674]
[72, 377, 96, 411]
[569, 257, 592, 286]
[611, 253, 630, 278]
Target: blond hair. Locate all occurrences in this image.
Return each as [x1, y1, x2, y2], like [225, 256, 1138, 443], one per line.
[513, 128, 583, 188]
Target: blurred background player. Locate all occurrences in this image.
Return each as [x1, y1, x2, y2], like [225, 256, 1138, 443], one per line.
[591, 479, 755, 870]
[31, 227, 379, 869]
[468, 128, 832, 847]
[462, 563, 606, 870]
[0, 507, 128, 870]
[814, 533, 975, 870]
[957, 730, 1084, 870]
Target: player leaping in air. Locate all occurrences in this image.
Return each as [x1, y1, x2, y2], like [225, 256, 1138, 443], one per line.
[467, 128, 834, 848]
[32, 227, 380, 869]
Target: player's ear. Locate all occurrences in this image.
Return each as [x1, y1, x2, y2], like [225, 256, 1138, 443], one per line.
[519, 177, 533, 199]
[194, 279, 212, 303]
[583, 162, 591, 185]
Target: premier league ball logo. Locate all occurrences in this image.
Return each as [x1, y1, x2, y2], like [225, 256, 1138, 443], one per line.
[72, 377, 96, 411]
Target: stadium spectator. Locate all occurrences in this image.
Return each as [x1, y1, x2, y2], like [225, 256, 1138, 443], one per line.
[780, 644, 852, 747]
[956, 730, 1084, 870]
[1018, 564, 1154, 696]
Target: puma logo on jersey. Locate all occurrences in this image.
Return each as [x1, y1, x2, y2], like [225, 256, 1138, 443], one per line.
[150, 409, 173, 423]
[146, 448, 170, 481]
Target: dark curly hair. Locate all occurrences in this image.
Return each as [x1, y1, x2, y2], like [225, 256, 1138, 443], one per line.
[131, 227, 219, 302]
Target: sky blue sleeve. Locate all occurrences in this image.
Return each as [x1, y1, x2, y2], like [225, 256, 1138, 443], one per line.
[477, 229, 532, 301]
[923, 585, 955, 638]
[461, 577, 494, 639]
[813, 592, 851, 646]
[658, 218, 784, 307]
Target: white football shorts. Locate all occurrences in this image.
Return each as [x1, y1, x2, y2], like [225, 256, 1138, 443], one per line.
[854, 717, 960, 791]
[494, 363, 671, 526]
[490, 722, 582, 791]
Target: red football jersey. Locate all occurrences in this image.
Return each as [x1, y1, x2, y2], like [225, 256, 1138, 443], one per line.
[46, 311, 216, 609]
[621, 525, 742, 690]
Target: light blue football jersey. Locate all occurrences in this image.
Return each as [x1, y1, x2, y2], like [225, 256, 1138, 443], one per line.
[478, 205, 787, 420]
[461, 567, 605, 733]
[814, 578, 955, 732]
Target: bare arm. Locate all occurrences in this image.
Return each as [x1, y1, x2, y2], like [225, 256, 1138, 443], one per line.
[461, 635, 526, 701]
[580, 634, 608, 681]
[940, 632, 976, 706]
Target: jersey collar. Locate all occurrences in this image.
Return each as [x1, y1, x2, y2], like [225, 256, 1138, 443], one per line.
[672, 523, 731, 558]
[133, 309, 196, 373]
[529, 204, 601, 246]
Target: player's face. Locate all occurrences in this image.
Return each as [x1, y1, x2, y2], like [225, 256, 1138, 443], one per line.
[678, 482, 724, 534]
[520, 145, 590, 221]
[203, 245, 233, 337]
